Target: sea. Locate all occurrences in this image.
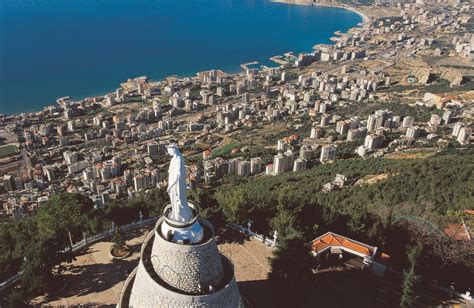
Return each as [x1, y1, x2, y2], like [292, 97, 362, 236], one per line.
[0, 0, 361, 115]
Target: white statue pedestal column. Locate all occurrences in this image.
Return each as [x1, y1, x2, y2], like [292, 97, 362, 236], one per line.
[160, 203, 204, 245]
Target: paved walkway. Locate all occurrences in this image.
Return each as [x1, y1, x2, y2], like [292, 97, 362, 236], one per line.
[218, 229, 273, 308]
[30, 228, 273, 307]
[31, 228, 149, 307]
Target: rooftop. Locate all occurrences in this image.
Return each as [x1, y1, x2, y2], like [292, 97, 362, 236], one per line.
[310, 231, 390, 264]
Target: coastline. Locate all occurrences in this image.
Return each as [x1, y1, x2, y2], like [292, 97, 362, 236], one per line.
[270, 0, 370, 25]
[3, 1, 368, 117]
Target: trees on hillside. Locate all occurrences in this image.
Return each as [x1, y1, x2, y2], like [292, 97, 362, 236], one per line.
[400, 244, 422, 307]
[268, 202, 313, 308]
[1, 187, 170, 287]
[35, 193, 95, 247]
[22, 236, 70, 293]
[20, 193, 94, 293]
[0, 218, 36, 281]
[216, 151, 474, 290]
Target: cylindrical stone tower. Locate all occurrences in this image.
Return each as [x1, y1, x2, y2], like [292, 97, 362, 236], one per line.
[117, 204, 244, 307]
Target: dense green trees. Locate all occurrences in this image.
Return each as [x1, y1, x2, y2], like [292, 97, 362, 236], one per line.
[22, 236, 70, 293]
[0, 218, 36, 280]
[216, 151, 473, 232]
[400, 244, 422, 307]
[0, 188, 170, 301]
[1, 150, 473, 303]
[268, 198, 313, 307]
[216, 150, 474, 289]
[20, 193, 96, 293]
[36, 193, 95, 247]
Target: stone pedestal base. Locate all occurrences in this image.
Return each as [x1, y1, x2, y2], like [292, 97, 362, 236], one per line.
[118, 218, 244, 308]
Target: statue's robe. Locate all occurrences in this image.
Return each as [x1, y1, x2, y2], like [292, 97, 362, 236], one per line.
[168, 153, 193, 222]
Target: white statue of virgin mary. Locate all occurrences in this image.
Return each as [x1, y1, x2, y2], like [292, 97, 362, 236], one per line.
[166, 144, 193, 222]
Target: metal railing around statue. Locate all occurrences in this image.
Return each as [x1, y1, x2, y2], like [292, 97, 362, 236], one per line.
[0, 216, 159, 294]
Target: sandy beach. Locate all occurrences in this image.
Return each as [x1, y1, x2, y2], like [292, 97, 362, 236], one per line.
[271, 0, 370, 25]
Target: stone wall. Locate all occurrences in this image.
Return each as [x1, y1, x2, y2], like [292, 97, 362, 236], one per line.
[129, 261, 243, 307]
[125, 229, 243, 308]
[151, 219, 224, 294]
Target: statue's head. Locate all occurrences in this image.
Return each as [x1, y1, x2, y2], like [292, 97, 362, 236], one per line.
[166, 143, 179, 156]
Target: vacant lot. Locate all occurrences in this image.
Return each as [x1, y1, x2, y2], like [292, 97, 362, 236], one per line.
[384, 149, 438, 160]
[355, 173, 391, 186]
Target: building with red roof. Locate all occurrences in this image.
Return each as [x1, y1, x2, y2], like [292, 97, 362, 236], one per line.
[310, 232, 390, 277]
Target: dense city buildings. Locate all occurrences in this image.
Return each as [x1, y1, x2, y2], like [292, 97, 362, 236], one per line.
[0, 0, 473, 306]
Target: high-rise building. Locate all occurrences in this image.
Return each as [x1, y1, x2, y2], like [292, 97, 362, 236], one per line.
[320, 144, 337, 163]
[336, 120, 350, 135]
[228, 158, 240, 175]
[429, 114, 442, 127]
[457, 127, 471, 145]
[3, 174, 16, 192]
[45, 167, 57, 182]
[100, 165, 112, 181]
[310, 127, 322, 139]
[284, 150, 295, 172]
[215, 159, 229, 178]
[133, 175, 145, 191]
[452, 122, 464, 137]
[374, 115, 384, 131]
[63, 151, 78, 165]
[147, 143, 160, 157]
[349, 116, 360, 129]
[364, 134, 384, 150]
[319, 102, 328, 113]
[123, 170, 132, 186]
[273, 153, 286, 174]
[406, 126, 420, 139]
[105, 94, 115, 107]
[83, 168, 95, 182]
[277, 139, 287, 151]
[67, 120, 76, 132]
[250, 157, 262, 174]
[347, 127, 367, 141]
[68, 161, 89, 174]
[293, 158, 307, 172]
[320, 114, 330, 127]
[237, 161, 250, 177]
[299, 145, 312, 159]
[151, 169, 161, 187]
[13, 177, 24, 191]
[442, 110, 453, 124]
[366, 114, 378, 132]
[402, 116, 414, 128]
